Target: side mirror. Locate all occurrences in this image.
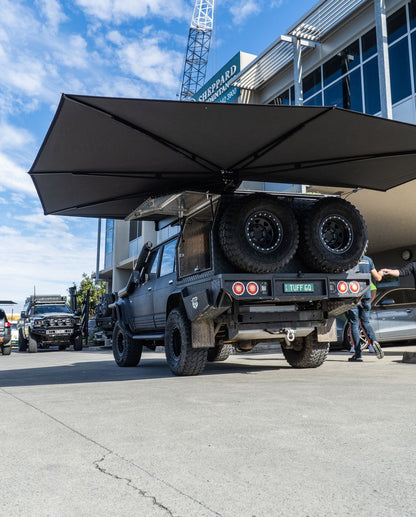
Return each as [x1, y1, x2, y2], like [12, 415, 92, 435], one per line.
[20, 311, 27, 318]
[380, 299, 395, 306]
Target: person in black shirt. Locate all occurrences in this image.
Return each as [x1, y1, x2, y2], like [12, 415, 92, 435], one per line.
[380, 262, 416, 283]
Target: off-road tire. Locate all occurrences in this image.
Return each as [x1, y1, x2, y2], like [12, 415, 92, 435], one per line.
[112, 323, 142, 367]
[281, 332, 329, 368]
[207, 343, 233, 362]
[72, 335, 83, 351]
[299, 197, 368, 273]
[2, 345, 11, 355]
[165, 308, 208, 376]
[18, 329, 28, 352]
[219, 194, 299, 273]
[28, 333, 38, 353]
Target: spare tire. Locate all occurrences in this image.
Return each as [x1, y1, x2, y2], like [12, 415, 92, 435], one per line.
[299, 197, 367, 273]
[219, 194, 299, 273]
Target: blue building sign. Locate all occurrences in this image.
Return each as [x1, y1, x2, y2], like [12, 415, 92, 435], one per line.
[193, 51, 255, 103]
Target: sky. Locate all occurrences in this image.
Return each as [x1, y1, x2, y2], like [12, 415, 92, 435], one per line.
[0, 0, 318, 312]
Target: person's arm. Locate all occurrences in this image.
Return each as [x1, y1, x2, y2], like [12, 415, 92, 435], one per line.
[380, 268, 400, 277]
[371, 268, 383, 282]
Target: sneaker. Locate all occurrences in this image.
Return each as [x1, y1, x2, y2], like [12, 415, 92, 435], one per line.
[372, 341, 384, 359]
[348, 355, 363, 362]
[368, 344, 375, 353]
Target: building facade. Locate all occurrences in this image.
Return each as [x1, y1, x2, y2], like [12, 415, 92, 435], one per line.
[100, 0, 416, 292]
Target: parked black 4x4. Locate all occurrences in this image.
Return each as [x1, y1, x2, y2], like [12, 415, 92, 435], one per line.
[0, 309, 12, 356]
[113, 191, 370, 376]
[18, 295, 82, 353]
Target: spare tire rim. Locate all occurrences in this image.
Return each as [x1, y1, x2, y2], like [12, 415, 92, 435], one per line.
[245, 211, 283, 253]
[319, 214, 353, 254]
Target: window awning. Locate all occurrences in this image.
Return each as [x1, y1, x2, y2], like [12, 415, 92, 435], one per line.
[29, 94, 416, 219]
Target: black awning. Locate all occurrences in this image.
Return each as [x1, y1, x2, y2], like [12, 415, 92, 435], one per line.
[29, 94, 416, 219]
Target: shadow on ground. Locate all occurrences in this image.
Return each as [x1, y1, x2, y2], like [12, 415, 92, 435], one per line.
[0, 354, 290, 388]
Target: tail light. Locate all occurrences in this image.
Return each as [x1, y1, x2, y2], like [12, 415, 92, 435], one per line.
[349, 281, 360, 294]
[337, 281, 348, 294]
[232, 282, 245, 296]
[246, 282, 259, 295]
[4, 321, 11, 328]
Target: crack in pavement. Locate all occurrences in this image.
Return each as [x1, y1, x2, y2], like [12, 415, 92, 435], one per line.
[94, 452, 175, 516]
[1, 388, 223, 517]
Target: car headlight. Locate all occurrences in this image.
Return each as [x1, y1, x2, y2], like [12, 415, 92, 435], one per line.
[33, 320, 43, 327]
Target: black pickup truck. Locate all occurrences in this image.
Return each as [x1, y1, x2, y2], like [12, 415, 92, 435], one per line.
[113, 190, 370, 376]
[18, 295, 82, 353]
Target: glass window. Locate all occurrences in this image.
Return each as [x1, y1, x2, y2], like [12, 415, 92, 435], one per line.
[389, 37, 411, 104]
[290, 85, 295, 105]
[387, 6, 407, 44]
[323, 40, 360, 86]
[324, 69, 363, 112]
[129, 220, 142, 241]
[148, 248, 161, 281]
[270, 90, 290, 105]
[159, 240, 176, 277]
[362, 27, 377, 61]
[304, 92, 323, 106]
[403, 289, 416, 304]
[411, 32, 416, 90]
[303, 68, 321, 98]
[363, 57, 381, 115]
[410, 0, 416, 30]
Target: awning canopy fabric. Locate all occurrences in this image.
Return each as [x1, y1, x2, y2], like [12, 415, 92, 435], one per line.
[29, 94, 416, 219]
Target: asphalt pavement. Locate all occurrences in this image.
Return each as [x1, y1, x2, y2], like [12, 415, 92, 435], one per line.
[1, 344, 416, 517]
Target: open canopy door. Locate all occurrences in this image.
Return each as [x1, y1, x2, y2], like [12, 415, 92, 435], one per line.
[29, 94, 416, 219]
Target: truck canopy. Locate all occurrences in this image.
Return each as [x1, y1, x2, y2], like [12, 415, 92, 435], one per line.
[29, 94, 416, 219]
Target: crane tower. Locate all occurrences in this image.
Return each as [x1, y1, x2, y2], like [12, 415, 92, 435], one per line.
[179, 0, 214, 100]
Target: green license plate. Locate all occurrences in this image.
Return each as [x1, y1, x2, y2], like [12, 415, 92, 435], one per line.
[284, 283, 315, 293]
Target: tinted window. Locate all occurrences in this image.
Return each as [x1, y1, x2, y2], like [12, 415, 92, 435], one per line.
[362, 27, 377, 61]
[411, 32, 416, 91]
[402, 289, 416, 304]
[34, 305, 71, 314]
[410, 0, 416, 30]
[377, 289, 415, 305]
[129, 220, 142, 241]
[304, 92, 323, 106]
[160, 240, 176, 277]
[270, 89, 290, 105]
[323, 40, 360, 86]
[387, 6, 407, 44]
[324, 69, 363, 112]
[303, 68, 321, 98]
[147, 248, 161, 281]
[363, 57, 381, 114]
[389, 38, 411, 103]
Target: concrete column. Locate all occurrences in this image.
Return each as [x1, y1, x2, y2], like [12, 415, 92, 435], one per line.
[293, 37, 304, 105]
[374, 0, 393, 119]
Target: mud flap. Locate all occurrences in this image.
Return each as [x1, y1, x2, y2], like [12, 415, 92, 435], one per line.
[317, 317, 337, 342]
[191, 319, 215, 348]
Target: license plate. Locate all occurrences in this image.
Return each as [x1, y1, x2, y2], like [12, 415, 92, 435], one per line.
[47, 329, 70, 335]
[284, 282, 315, 293]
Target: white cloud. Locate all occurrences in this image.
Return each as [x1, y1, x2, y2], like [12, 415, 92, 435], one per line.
[35, 0, 67, 31]
[74, 0, 190, 24]
[0, 152, 36, 196]
[117, 37, 183, 88]
[0, 216, 97, 307]
[0, 122, 34, 152]
[229, 0, 261, 25]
